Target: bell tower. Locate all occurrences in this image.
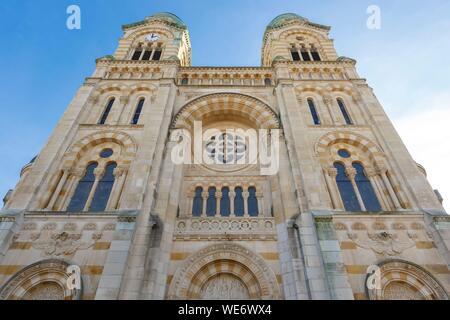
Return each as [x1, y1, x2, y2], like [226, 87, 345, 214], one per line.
[262, 13, 338, 66]
[113, 12, 192, 66]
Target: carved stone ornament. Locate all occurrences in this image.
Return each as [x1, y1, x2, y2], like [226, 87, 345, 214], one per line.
[31, 231, 101, 257]
[347, 231, 415, 256]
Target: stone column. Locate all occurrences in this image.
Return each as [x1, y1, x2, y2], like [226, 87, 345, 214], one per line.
[229, 191, 236, 217]
[115, 95, 130, 125]
[45, 169, 69, 211]
[378, 167, 402, 210]
[324, 167, 343, 210]
[83, 167, 104, 212]
[323, 94, 338, 126]
[107, 166, 128, 211]
[346, 167, 366, 211]
[256, 192, 264, 216]
[202, 191, 208, 217]
[243, 191, 249, 217]
[216, 191, 222, 216]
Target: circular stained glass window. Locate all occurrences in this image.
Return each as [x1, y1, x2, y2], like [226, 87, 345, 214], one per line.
[100, 149, 114, 158]
[338, 149, 351, 158]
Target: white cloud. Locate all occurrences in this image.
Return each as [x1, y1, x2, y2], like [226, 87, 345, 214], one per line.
[393, 92, 450, 213]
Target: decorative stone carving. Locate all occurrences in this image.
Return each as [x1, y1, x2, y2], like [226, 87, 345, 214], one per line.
[31, 231, 100, 257]
[22, 282, 65, 300]
[200, 274, 250, 300]
[174, 217, 277, 241]
[347, 231, 415, 256]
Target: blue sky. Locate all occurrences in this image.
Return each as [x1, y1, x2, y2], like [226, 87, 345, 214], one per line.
[1, 0, 449, 211]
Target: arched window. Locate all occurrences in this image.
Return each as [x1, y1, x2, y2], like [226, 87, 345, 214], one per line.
[337, 98, 353, 125]
[192, 187, 203, 216]
[234, 187, 244, 217]
[131, 98, 145, 125]
[90, 162, 117, 212]
[353, 163, 381, 212]
[300, 46, 311, 61]
[310, 45, 321, 61]
[67, 163, 98, 212]
[291, 48, 301, 61]
[220, 187, 230, 217]
[131, 47, 143, 60]
[206, 187, 216, 216]
[98, 98, 115, 125]
[247, 187, 259, 217]
[141, 49, 153, 60]
[264, 78, 272, 86]
[181, 78, 189, 85]
[152, 48, 162, 61]
[334, 162, 361, 212]
[307, 98, 321, 125]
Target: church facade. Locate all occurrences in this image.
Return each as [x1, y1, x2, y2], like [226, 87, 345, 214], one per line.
[1, 12, 449, 300]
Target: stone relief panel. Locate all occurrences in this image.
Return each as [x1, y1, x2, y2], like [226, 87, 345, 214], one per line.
[347, 231, 415, 256]
[200, 274, 250, 300]
[21, 282, 65, 300]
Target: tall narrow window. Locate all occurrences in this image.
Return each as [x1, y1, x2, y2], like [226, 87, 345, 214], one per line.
[264, 78, 272, 86]
[234, 187, 244, 217]
[131, 48, 142, 60]
[334, 162, 361, 212]
[141, 50, 152, 60]
[247, 187, 259, 217]
[337, 98, 353, 125]
[301, 48, 311, 61]
[206, 187, 216, 216]
[291, 49, 301, 61]
[310, 46, 321, 61]
[99, 98, 115, 125]
[67, 163, 98, 212]
[131, 98, 145, 125]
[353, 163, 381, 212]
[307, 98, 321, 125]
[89, 162, 117, 212]
[152, 49, 162, 61]
[192, 187, 203, 216]
[220, 187, 230, 217]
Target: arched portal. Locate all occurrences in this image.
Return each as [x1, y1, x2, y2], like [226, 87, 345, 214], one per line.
[167, 243, 281, 300]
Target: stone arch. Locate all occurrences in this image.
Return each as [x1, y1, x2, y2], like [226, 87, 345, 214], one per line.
[63, 130, 137, 167]
[168, 243, 281, 300]
[171, 93, 280, 130]
[315, 131, 386, 167]
[125, 26, 176, 43]
[0, 259, 82, 300]
[366, 259, 449, 300]
[128, 83, 158, 96]
[279, 27, 328, 42]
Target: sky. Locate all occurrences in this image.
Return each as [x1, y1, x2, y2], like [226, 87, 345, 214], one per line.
[0, 0, 449, 212]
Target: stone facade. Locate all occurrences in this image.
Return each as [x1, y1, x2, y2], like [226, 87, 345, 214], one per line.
[0, 12, 449, 300]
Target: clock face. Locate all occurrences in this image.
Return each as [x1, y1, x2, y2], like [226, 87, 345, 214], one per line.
[145, 33, 160, 42]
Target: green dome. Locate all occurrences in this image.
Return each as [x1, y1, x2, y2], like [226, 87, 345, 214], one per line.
[147, 12, 186, 28]
[267, 13, 308, 29]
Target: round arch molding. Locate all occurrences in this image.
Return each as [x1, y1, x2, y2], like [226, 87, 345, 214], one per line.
[365, 259, 449, 300]
[63, 130, 138, 167]
[171, 93, 280, 130]
[167, 243, 281, 300]
[0, 259, 82, 300]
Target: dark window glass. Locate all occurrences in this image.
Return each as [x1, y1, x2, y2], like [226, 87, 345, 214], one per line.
[338, 149, 351, 158]
[291, 50, 301, 61]
[192, 187, 203, 217]
[234, 187, 244, 217]
[181, 78, 189, 85]
[311, 51, 321, 61]
[131, 98, 145, 125]
[152, 50, 162, 61]
[142, 50, 152, 60]
[248, 187, 259, 217]
[99, 98, 115, 125]
[206, 187, 216, 217]
[264, 78, 272, 86]
[89, 162, 117, 212]
[334, 162, 361, 212]
[353, 163, 382, 212]
[131, 50, 142, 60]
[67, 163, 98, 212]
[337, 99, 353, 125]
[100, 149, 113, 158]
[307, 98, 321, 125]
[301, 50, 311, 61]
[220, 187, 230, 217]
